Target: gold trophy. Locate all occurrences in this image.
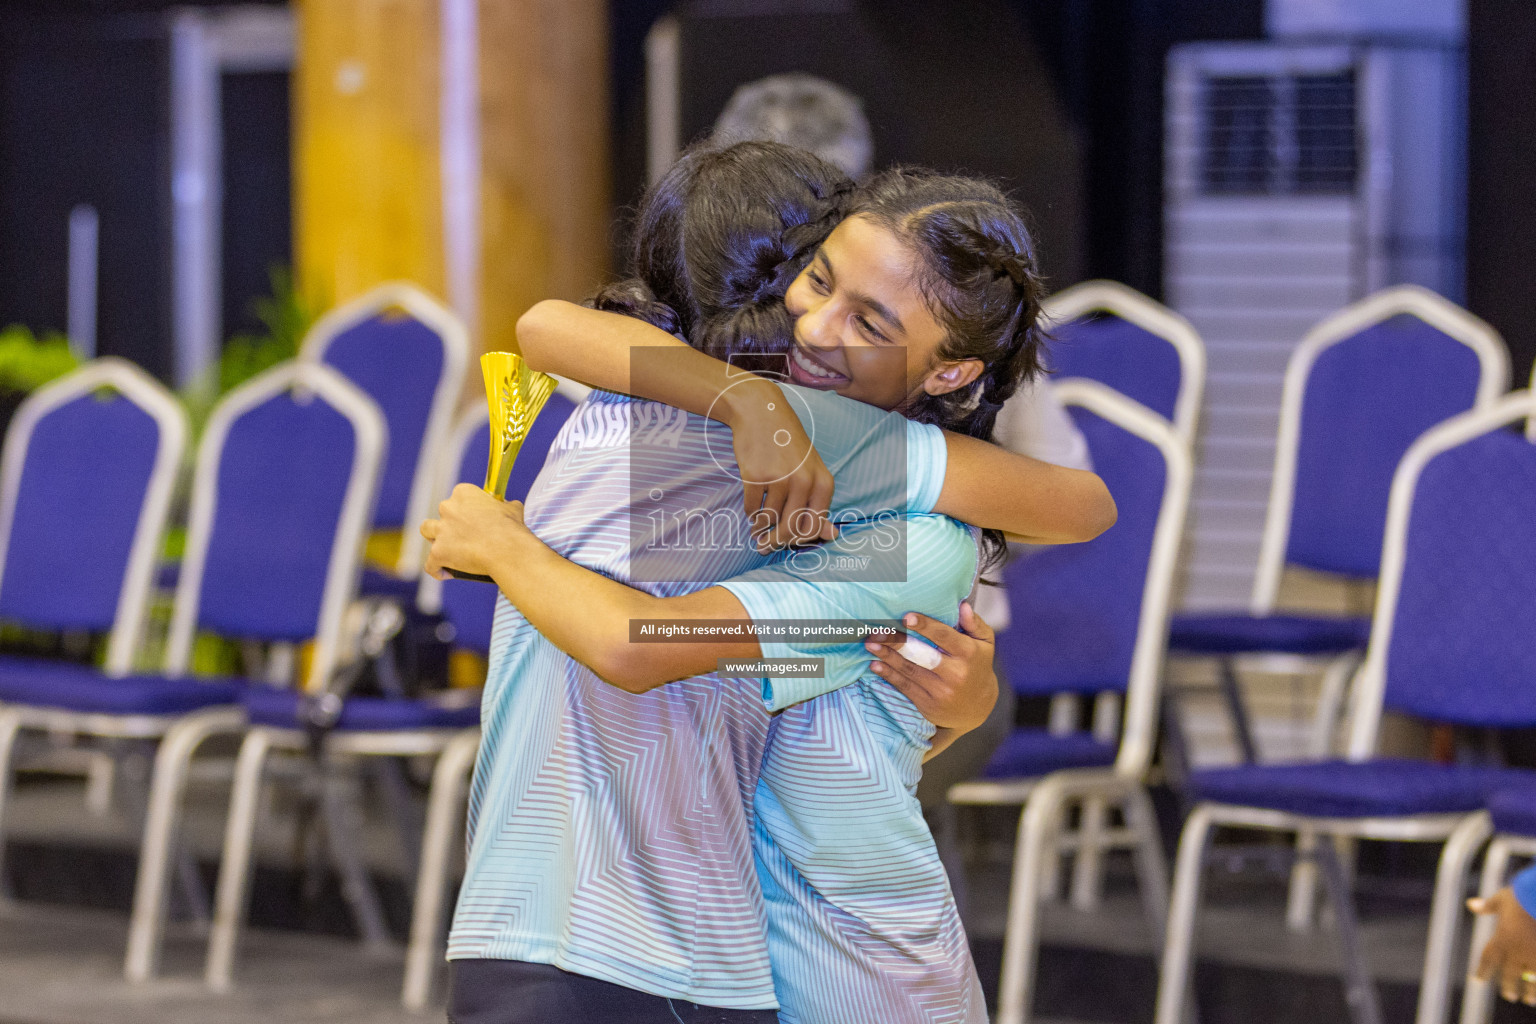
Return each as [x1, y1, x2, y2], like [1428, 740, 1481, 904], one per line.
[448, 351, 558, 582]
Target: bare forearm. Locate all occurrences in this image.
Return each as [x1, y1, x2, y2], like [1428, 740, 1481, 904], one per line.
[479, 526, 758, 691]
[924, 727, 964, 762]
[936, 432, 1117, 543]
[481, 530, 655, 687]
[517, 299, 778, 428]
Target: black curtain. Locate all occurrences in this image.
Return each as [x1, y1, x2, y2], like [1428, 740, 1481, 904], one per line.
[1467, 0, 1536, 387]
[607, 0, 1264, 298]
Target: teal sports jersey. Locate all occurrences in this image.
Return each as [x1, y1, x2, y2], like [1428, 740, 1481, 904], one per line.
[447, 385, 947, 1010]
[720, 514, 988, 1024]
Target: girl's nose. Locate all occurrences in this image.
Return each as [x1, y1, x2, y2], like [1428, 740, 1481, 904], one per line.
[795, 300, 838, 350]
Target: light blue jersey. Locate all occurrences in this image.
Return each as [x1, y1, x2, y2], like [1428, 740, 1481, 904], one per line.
[448, 385, 947, 1010]
[721, 514, 988, 1024]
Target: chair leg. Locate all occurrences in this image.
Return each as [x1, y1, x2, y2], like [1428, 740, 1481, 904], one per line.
[402, 729, 479, 1011]
[205, 728, 274, 992]
[372, 757, 423, 889]
[321, 756, 393, 951]
[0, 708, 25, 903]
[1315, 833, 1383, 1024]
[1416, 812, 1492, 1024]
[1309, 655, 1359, 759]
[85, 749, 116, 816]
[125, 707, 246, 982]
[1459, 838, 1513, 1024]
[1040, 808, 1065, 904]
[996, 777, 1070, 1024]
[1216, 658, 1259, 763]
[1287, 827, 1321, 933]
[1154, 803, 1216, 1024]
[1070, 795, 1109, 911]
[1125, 786, 1171, 945]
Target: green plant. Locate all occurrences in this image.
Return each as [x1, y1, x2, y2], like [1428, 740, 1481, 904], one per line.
[0, 324, 81, 392]
[178, 264, 320, 441]
[218, 265, 317, 394]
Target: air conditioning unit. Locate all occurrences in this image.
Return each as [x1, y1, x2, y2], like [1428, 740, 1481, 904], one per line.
[1165, 41, 1464, 609]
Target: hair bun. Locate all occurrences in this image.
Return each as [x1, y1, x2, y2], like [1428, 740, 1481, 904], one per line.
[585, 278, 684, 337]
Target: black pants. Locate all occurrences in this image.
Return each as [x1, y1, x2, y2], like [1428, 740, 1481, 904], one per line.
[447, 959, 781, 1024]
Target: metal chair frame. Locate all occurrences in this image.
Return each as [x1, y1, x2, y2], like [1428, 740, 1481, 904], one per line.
[1459, 833, 1536, 1024]
[205, 402, 493, 1004]
[123, 360, 385, 982]
[1155, 390, 1536, 1024]
[300, 281, 469, 580]
[947, 378, 1194, 1024]
[0, 359, 187, 896]
[1041, 279, 1207, 443]
[1032, 282, 1204, 910]
[1172, 286, 1508, 928]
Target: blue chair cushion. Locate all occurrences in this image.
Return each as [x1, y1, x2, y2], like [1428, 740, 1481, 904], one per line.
[0, 657, 244, 715]
[1190, 759, 1536, 818]
[1168, 613, 1371, 656]
[981, 729, 1118, 779]
[358, 566, 421, 603]
[1488, 787, 1536, 838]
[241, 686, 480, 731]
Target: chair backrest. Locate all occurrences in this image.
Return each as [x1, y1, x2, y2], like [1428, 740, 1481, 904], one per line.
[417, 392, 577, 655]
[300, 282, 468, 576]
[0, 359, 185, 675]
[1040, 280, 1206, 441]
[167, 361, 385, 690]
[995, 379, 1192, 777]
[1250, 285, 1507, 612]
[1346, 390, 1536, 757]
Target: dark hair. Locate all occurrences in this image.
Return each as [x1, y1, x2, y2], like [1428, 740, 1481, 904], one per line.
[851, 168, 1050, 571]
[588, 139, 853, 360]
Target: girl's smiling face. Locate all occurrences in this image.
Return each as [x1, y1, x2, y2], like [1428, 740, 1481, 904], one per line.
[782, 214, 982, 411]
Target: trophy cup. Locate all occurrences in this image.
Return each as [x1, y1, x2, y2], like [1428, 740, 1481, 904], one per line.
[447, 351, 558, 582]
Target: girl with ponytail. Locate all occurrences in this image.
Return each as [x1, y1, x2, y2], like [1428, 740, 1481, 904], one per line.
[425, 142, 1111, 1024]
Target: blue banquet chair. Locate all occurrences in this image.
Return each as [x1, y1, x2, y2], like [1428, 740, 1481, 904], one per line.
[1041, 279, 1206, 442]
[122, 359, 387, 981]
[300, 282, 469, 598]
[208, 391, 577, 997]
[1154, 388, 1536, 1024]
[0, 358, 186, 897]
[1166, 285, 1508, 929]
[945, 378, 1194, 1024]
[1458, 787, 1536, 1024]
[1029, 280, 1205, 909]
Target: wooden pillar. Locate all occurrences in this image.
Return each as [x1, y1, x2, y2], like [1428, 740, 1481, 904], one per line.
[294, 0, 609, 358]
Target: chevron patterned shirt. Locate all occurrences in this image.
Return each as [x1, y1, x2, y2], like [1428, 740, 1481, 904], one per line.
[447, 386, 948, 1010]
[720, 515, 988, 1024]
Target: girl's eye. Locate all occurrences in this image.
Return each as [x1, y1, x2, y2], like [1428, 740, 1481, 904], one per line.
[806, 270, 829, 293]
[855, 316, 888, 343]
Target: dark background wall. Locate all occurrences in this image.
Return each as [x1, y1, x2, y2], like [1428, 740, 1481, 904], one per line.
[0, 0, 287, 384]
[609, 0, 1265, 297]
[0, 8, 173, 378]
[1467, 0, 1536, 386]
[4, 0, 1528, 382]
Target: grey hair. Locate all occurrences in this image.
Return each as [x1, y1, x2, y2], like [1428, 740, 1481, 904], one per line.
[713, 73, 874, 179]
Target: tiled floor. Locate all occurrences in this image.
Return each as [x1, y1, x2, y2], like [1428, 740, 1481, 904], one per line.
[0, 770, 1489, 1023]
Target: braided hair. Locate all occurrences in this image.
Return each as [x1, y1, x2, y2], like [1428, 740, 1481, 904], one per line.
[588, 139, 854, 360]
[851, 168, 1050, 570]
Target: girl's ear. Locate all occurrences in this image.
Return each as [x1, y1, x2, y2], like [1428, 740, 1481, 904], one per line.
[922, 357, 984, 397]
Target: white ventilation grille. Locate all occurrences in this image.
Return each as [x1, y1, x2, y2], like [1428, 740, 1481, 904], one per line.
[1165, 42, 1463, 610]
[1202, 71, 1358, 196]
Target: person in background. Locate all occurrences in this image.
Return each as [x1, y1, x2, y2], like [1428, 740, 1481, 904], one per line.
[715, 72, 874, 179]
[1469, 864, 1536, 1006]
